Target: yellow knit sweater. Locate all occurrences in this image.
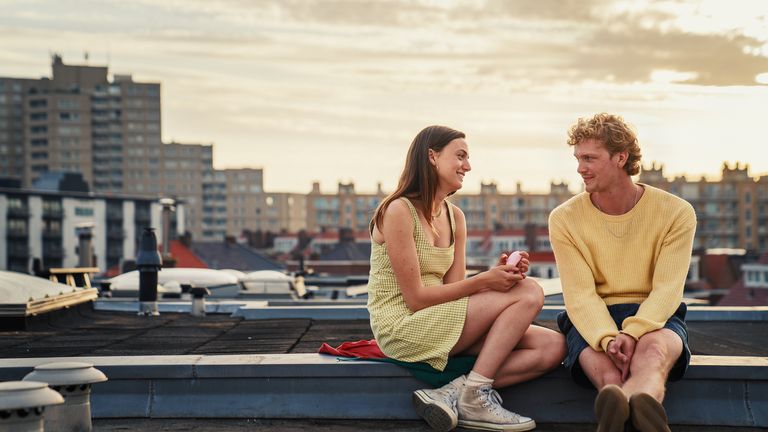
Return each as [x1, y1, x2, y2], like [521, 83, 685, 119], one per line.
[549, 184, 696, 352]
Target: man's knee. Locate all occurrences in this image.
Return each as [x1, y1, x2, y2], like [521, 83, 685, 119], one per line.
[632, 331, 681, 372]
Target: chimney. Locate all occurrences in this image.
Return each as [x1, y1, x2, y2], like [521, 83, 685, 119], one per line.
[75, 222, 95, 268]
[159, 198, 175, 258]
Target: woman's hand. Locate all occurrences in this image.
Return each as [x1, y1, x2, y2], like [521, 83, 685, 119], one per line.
[518, 251, 530, 275]
[479, 264, 525, 292]
[496, 251, 530, 277]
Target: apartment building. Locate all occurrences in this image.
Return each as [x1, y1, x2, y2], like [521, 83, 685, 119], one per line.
[154, 142, 213, 240]
[198, 168, 306, 241]
[0, 55, 161, 193]
[0, 187, 185, 273]
[306, 182, 386, 233]
[453, 181, 574, 231]
[639, 162, 768, 253]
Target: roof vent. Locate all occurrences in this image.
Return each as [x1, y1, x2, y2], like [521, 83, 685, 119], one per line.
[0, 380, 64, 431]
[24, 362, 107, 432]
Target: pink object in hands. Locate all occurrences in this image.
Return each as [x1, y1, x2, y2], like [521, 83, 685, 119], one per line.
[506, 251, 522, 267]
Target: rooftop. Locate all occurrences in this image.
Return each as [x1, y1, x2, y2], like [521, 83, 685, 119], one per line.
[1, 305, 764, 359]
[0, 303, 766, 430]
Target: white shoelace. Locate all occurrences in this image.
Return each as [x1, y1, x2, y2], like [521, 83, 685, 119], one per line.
[477, 387, 524, 422]
[437, 382, 461, 410]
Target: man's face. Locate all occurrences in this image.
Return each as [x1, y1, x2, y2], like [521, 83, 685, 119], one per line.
[573, 138, 625, 193]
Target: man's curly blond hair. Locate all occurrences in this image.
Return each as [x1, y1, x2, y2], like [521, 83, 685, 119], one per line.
[567, 113, 642, 176]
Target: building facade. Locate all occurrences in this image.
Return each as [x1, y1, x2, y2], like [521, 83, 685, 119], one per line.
[0, 55, 161, 193]
[0, 188, 185, 273]
[453, 181, 574, 231]
[639, 162, 768, 253]
[306, 182, 386, 233]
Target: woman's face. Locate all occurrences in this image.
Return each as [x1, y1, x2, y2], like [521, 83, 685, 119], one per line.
[431, 138, 471, 192]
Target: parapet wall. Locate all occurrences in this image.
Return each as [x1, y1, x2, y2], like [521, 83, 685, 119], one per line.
[0, 353, 765, 427]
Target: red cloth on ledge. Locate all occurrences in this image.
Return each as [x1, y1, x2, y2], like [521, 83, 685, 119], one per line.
[318, 339, 388, 359]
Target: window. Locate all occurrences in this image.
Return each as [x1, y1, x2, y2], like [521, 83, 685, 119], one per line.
[59, 112, 80, 121]
[59, 126, 82, 136]
[30, 112, 48, 121]
[58, 99, 79, 108]
[75, 207, 94, 216]
[30, 99, 47, 108]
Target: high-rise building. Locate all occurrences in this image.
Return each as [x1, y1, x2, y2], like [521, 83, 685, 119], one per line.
[153, 142, 213, 240]
[0, 55, 161, 193]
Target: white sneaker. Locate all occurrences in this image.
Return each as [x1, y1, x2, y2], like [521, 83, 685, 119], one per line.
[457, 384, 536, 431]
[412, 375, 466, 431]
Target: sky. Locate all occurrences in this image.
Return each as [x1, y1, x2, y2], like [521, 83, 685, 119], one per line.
[1, 0, 767, 194]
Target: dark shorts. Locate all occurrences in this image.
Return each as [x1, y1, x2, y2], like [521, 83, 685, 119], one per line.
[556, 303, 691, 389]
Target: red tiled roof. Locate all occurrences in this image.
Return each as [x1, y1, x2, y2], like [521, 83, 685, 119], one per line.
[167, 240, 208, 268]
[701, 254, 738, 289]
[528, 251, 556, 263]
[718, 252, 768, 306]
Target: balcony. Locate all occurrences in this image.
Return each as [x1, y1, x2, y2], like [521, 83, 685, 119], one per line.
[42, 207, 64, 219]
[7, 207, 29, 218]
[7, 243, 29, 257]
[42, 229, 63, 239]
[6, 227, 28, 238]
[107, 228, 125, 239]
[42, 245, 64, 258]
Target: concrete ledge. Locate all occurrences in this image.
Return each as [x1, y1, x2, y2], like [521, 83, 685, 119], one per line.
[232, 305, 371, 320]
[0, 354, 764, 426]
[94, 299, 264, 314]
[232, 304, 768, 322]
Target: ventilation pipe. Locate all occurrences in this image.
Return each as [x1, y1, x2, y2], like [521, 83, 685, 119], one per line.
[136, 227, 162, 316]
[23, 362, 107, 432]
[0, 381, 63, 432]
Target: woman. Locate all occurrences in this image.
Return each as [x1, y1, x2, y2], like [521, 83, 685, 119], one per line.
[367, 125, 565, 432]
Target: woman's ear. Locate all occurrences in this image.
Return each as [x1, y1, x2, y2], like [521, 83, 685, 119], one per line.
[428, 149, 437, 166]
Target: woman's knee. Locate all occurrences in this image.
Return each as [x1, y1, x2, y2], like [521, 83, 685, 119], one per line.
[515, 278, 544, 310]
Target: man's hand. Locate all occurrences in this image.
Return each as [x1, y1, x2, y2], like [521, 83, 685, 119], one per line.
[606, 333, 636, 382]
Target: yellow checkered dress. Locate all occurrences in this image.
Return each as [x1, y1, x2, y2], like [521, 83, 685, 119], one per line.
[367, 197, 468, 371]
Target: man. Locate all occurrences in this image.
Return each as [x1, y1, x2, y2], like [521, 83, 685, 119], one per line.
[549, 113, 696, 432]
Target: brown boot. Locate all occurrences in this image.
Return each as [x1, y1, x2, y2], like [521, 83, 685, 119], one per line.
[629, 393, 671, 432]
[594, 384, 629, 432]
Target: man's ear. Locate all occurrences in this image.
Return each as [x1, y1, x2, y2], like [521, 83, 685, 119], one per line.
[617, 151, 628, 167]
